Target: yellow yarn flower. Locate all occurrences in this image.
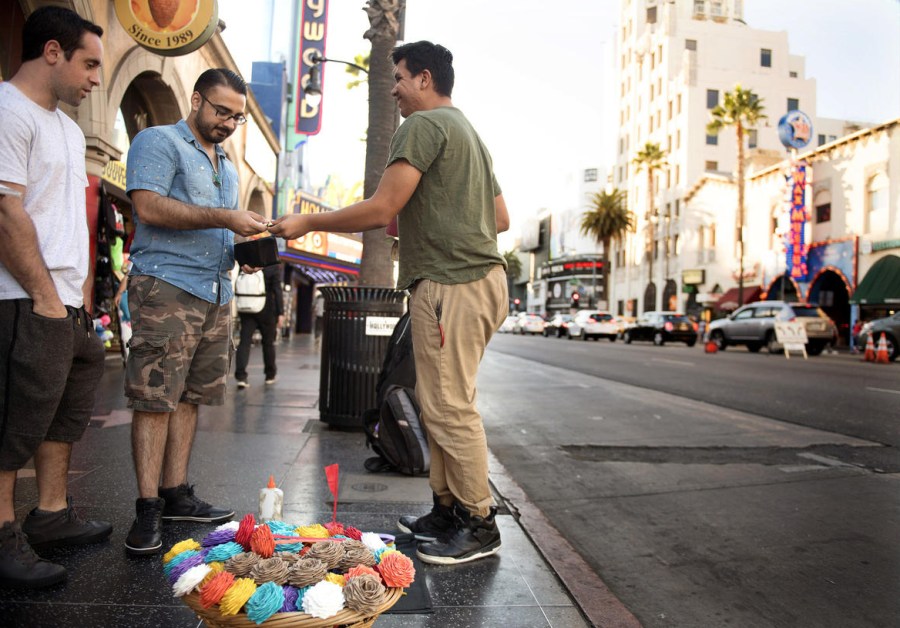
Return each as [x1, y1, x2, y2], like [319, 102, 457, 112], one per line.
[163, 539, 201, 563]
[219, 577, 257, 616]
[324, 572, 346, 587]
[295, 524, 329, 538]
[199, 561, 224, 587]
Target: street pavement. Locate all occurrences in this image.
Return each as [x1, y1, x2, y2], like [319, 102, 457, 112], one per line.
[0, 334, 607, 628]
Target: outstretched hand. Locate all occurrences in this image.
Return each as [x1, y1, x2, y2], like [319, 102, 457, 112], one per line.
[267, 214, 310, 240]
[229, 210, 270, 237]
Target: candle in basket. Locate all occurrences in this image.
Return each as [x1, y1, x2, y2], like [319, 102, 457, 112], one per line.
[258, 475, 283, 521]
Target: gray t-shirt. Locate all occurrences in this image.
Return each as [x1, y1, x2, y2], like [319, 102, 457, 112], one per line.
[0, 83, 89, 307]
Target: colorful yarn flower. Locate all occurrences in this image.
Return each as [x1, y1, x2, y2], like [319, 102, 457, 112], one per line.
[249, 557, 290, 586]
[163, 539, 201, 563]
[376, 551, 415, 588]
[219, 577, 257, 616]
[280, 585, 299, 612]
[163, 550, 200, 578]
[172, 564, 211, 597]
[339, 540, 376, 570]
[301, 580, 345, 619]
[360, 532, 387, 553]
[372, 547, 391, 564]
[204, 541, 244, 563]
[346, 565, 381, 582]
[167, 552, 205, 583]
[235, 513, 257, 549]
[293, 585, 311, 611]
[200, 571, 235, 608]
[294, 524, 329, 538]
[265, 520, 296, 536]
[343, 574, 387, 615]
[216, 521, 240, 532]
[201, 528, 236, 547]
[287, 557, 327, 588]
[224, 552, 260, 577]
[324, 572, 346, 587]
[306, 540, 343, 569]
[250, 524, 275, 558]
[323, 521, 344, 536]
[343, 526, 363, 541]
[245, 581, 285, 625]
[199, 562, 224, 587]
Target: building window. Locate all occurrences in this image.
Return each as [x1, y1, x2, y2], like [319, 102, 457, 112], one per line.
[675, 164, 680, 184]
[694, 0, 706, 17]
[867, 172, 889, 233]
[707, 89, 719, 109]
[668, 100, 673, 119]
[818, 134, 826, 146]
[815, 203, 831, 223]
[706, 133, 718, 145]
[674, 234, 680, 255]
[676, 130, 681, 148]
[584, 168, 598, 182]
[790, 71, 798, 78]
[748, 129, 758, 149]
[760, 48, 772, 68]
[787, 97, 799, 112]
[705, 160, 718, 171]
[675, 199, 681, 217]
[686, 39, 697, 51]
[647, 6, 657, 23]
[667, 135, 672, 151]
[677, 94, 682, 114]
[650, 84, 654, 100]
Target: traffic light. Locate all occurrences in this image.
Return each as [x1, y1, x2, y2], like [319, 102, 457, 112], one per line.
[513, 298, 520, 311]
[571, 291, 580, 308]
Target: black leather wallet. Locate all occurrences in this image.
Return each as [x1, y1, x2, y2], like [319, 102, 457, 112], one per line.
[234, 237, 280, 267]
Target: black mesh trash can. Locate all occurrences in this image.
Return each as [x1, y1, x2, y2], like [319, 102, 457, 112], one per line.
[318, 286, 407, 428]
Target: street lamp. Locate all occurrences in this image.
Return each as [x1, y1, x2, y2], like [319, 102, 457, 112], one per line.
[303, 52, 369, 108]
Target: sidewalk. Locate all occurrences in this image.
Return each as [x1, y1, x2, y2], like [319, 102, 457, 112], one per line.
[1, 334, 604, 628]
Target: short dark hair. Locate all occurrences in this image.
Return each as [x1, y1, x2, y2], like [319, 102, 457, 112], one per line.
[22, 6, 103, 62]
[194, 68, 248, 97]
[391, 41, 454, 97]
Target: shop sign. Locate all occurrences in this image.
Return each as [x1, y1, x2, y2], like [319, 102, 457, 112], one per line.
[785, 162, 809, 281]
[114, 0, 219, 57]
[295, 0, 329, 135]
[682, 268, 705, 285]
[101, 160, 127, 191]
[777, 110, 813, 150]
[285, 190, 362, 264]
[539, 260, 603, 280]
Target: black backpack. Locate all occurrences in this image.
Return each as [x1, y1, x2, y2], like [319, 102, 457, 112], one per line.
[363, 313, 430, 476]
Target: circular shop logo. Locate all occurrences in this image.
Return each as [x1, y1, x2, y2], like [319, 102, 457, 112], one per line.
[115, 0, 219, 57]
[777, 110, 813, 150]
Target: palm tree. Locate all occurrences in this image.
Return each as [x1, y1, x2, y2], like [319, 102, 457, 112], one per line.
[358, 0, 403, 286]
[707, 84, 766, 306]
[580, 188, 633, 309]
[632, 142, 667, 311]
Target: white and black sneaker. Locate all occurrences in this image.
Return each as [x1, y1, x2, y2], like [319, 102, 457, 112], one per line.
[416, 503, 501, 565]
[398, 496, 457, 542]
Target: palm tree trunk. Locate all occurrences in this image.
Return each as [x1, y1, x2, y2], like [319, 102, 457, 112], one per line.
[647, 170, 654, 309]
[359, 0, 402, 287]
[736, 123, 745, 306]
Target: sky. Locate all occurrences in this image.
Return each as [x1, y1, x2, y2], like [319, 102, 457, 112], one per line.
[218, 0, 900, 247]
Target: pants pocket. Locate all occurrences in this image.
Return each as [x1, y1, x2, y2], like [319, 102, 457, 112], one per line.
[124, 334, 171, 400]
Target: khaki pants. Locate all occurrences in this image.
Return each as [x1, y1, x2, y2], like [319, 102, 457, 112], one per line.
[409, 266, 508, 517]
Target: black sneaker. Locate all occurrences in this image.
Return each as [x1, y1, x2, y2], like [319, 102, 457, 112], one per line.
[416, 503, 501, 565]
[0, 521, 67, 588]
[125, 498, 164, 556]
[22, 497, 112, 551]
[159, 484, 234, 523]
[398, 495, 457, 541]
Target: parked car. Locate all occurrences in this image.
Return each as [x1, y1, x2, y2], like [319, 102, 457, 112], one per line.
[856, 312, 899, 361]
[543, 314, 574, 338]
[568, 310, 619, 341]
[706, 301, 836, 355]
[621, 311, 698, 346]
[499, 315, 518, 333]
[515, 313, 545, 336]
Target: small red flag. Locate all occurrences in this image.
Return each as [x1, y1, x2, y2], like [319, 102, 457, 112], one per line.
[324, 464, 339, 523]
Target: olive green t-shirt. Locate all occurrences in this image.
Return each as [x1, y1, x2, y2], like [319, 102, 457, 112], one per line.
[387, 106, 506, 290]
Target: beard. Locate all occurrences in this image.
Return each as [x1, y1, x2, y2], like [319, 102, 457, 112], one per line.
[195, 116, 234, 144]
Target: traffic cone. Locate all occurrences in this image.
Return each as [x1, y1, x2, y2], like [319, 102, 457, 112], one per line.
[875, 333, 890, 364]
[705, 339, 718, 353]
[863, 334, 876, 362]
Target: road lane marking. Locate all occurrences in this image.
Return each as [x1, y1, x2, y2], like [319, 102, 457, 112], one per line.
[651, 358, 695, 367]
[866, 386, 900, 395]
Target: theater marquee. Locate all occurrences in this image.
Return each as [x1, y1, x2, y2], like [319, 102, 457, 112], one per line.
[115, 0, 219, 57]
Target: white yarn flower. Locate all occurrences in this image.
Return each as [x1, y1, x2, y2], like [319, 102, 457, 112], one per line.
[215, 521, 240, 532]
[172, 564, 212, 597]
[360, 532, 387, 553]
[301, 580, 345, 619]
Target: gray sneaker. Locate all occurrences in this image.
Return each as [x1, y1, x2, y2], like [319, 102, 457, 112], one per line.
[0, 521, 67, 588]
[416, 504, 501, 565]
[22, 497, 112, 551]
[398, 495, 457, 541]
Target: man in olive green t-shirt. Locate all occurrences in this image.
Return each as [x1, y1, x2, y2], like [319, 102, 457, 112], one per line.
[270, 41, 510, 565]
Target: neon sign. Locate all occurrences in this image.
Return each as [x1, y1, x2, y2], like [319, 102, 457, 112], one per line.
[785, 163, 809, 281]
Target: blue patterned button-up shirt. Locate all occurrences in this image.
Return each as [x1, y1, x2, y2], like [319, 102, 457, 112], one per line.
[126, 119, 239, 305]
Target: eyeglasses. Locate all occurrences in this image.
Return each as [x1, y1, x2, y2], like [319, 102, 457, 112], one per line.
[199, 93, 247, 125]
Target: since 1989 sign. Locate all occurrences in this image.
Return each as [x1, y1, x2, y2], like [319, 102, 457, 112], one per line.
[115, 0, 219, 57]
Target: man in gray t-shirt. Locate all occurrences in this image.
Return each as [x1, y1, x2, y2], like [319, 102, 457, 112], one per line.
[0, 7, 111, 589]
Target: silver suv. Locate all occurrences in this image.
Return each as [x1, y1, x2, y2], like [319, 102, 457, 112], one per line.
[707, 301, 836, 355]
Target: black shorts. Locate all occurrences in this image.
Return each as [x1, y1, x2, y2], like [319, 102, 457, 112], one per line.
[0, 299, 105, 470]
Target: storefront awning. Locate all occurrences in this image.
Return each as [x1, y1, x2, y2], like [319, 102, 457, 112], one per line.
[715, 286, 762, 310]
[851, 254, 900, 305]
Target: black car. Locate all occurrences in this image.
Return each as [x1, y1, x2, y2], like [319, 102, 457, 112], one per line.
[622, 311, 698, 346]
[542, 314, 574, 338]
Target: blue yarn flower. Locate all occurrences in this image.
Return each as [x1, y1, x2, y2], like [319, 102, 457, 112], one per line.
[246, 581, 285, 625]
[293, 585, 311, 611]
[277, 542, 304, 554]
[203, 541, 244, 563]
[163, 550, 200, 578]
[265, 520, 296, 536]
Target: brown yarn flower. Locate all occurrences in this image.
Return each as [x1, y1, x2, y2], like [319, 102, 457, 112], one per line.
[306, 540, 343, 570]
[287, 557, 328, 588]
[249, 556, 291, 585]
[339, 540, 376, 571]
[224, 551, 260, 577]
[343, 574, 386, 615]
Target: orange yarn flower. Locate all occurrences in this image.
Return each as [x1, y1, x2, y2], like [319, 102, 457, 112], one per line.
[250, 525, 275, 559]
[199, 571, 235, 608]
[376, 552, 415, 588]
[346, 564, 381, 582]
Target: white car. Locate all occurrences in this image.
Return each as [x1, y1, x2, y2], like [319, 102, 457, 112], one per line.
[515, 313, 546, 335]
[499, 315, 518, 333]
[568, 310, 619, 341]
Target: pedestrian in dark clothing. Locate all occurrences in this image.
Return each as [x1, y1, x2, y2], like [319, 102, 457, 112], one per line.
[235, 264, 284, 387]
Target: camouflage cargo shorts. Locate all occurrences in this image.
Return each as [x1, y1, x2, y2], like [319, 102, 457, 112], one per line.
[124, 275, 233, 412]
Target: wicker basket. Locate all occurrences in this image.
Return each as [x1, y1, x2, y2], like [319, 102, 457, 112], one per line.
[181, 587, 404, 628]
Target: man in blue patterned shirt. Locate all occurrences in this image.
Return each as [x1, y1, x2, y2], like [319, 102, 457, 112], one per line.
[123, 68, 268, 556]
